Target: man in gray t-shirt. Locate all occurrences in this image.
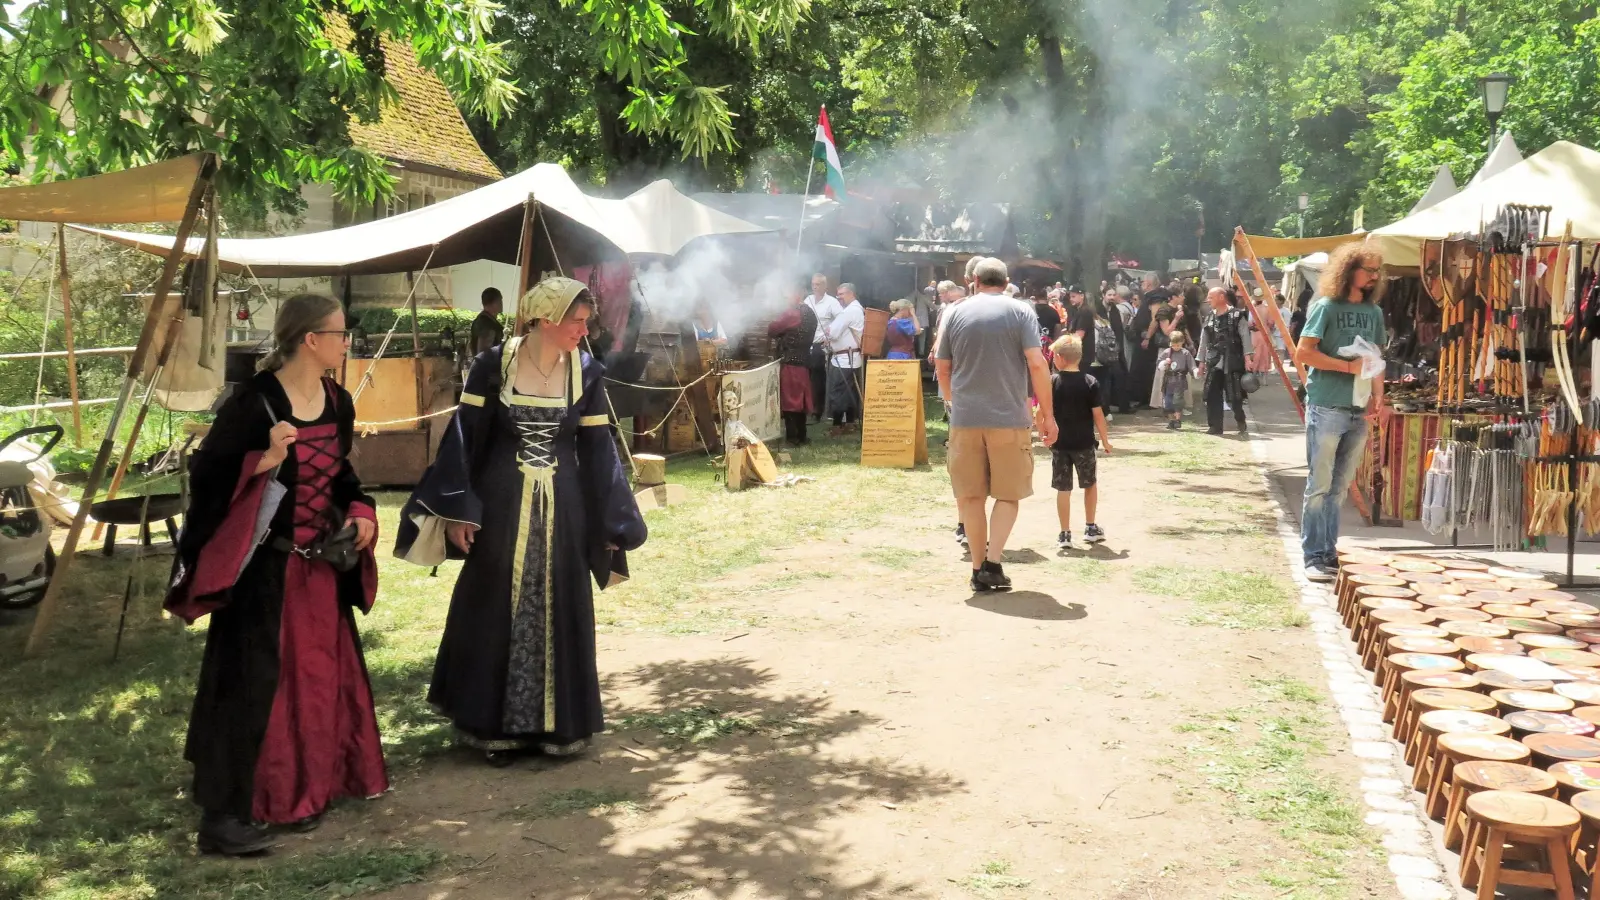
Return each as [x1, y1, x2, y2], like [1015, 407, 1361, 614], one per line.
[935, 257, 1057, 593]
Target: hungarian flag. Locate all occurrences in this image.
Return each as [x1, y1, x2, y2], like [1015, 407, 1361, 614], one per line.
[812, 106, 846, 200]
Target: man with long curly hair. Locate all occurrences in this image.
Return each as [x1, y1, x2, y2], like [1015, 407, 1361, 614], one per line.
[1293, 242, 1388, 582]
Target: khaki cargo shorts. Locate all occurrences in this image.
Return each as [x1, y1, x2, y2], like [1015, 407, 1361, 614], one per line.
[947, 427, 1034, 501]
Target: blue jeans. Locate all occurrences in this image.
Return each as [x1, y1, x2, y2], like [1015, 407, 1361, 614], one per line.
[1301, 405, 1369, 567]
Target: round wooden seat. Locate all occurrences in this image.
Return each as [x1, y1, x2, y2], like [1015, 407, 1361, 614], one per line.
[1551, 765, 1600, 798]
[1460, 790, 1580, 898]
[1435, 608, 1493, 623]
[1525, 733, 1600, 766]
[1339, 549, 1393, 564]
[1416, 595, 1479, 612]
[1495, 617, 1565, 636]
[1439, 559, 1494, 572]
[1427, 733, 1534, 820]
[1468, 590, 1529, 605]
[1360, 609, 1436, 670]
[1447, 570, 1499, 584]
[1378, 622, 1448, 642]
[1502, 579, 1561, 592]
[1391, 559, 1446, 574]
[1413, 581, 1470, 598]
[1382, 653, 1467, 720]
[1535, 649, 1600, 668]
[1442, 761, 1558, 850]
[1505, 711, 1596, 738]
[1571, 790, 1600, 893]
[1518, 633, 1589, 651]
[1482, 604, 1550, 619]
[1554, 615, 1600, 631]
[1568, 629, 1600, 645]
[1456, 637, 1527, 656]
[1443, 620, 1513, 639]
[1388, 636, 1460, 656]
[1338, 566, 1402, 622]
[1476, 671, 1552, 692]
[1564, 667, 1600, 683]
[1491, 689, 1577, 715]
[1574, 708, 1600, 728]
[1358, 594, 1422, 612]
[1400, 572, 1453, 585]
[1491, 567, 1550, 581]
[1394, 670, 1483, 733]
[1557, 683, 1600, 706]
[1410, 709, 1511, 783]
[1466, 652, 1537, 673]
[1521, 587, 1581, 602]
[1340, 574, 1410, 626]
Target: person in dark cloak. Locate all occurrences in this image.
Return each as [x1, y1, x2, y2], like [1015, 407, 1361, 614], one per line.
[769, 281, 818, 445]
[395, 276, 647, 766]
[1130, 278, 1168, 409]
[166, 292, 385, 857]
[1198, 287, 1252, 436]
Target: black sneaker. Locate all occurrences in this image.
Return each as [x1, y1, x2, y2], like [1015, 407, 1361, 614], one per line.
[1206, 428, 1224, 436]
[955, 523, 968, 546]
[197, 813, 276, 857]
[969, 568, 992, 592]
[1305, 563, 1336, 583]
[1084, 524, 1106, 544]
[975, 560, 1012, 591]
[1057, 530, 1072, 549]
[1237, 423, 1248, 435]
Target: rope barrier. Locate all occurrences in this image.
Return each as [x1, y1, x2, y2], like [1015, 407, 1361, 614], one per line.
[351, 244, 438, 403]
[355, 405, 460, 437]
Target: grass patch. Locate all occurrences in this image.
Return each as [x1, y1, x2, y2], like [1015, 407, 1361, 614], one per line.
[514, 787, 640, 819]
[862, 546, 934, 569]
[1148, 518, 1269, 539]
[1132, 564, 1307, 629]
[952, 859, 1032, 897]
[1116, 429, 1247, 474]
[1055, 557, 1111, 583]
[618, 705, 809, 746]
[1173, 676, 1374, 899]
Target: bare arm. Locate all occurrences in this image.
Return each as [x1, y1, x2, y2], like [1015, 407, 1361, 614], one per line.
[1025, 347, 1057, 445]
[936, 358, 953, 401]
[1294, 336, 1361, 375]
[1093, 408, 1112, 451]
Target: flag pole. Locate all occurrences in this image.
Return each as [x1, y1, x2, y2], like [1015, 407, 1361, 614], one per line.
[795, 156, 816, 259]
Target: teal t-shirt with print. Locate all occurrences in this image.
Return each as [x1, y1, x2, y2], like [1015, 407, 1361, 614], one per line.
[1302, 296, 1386, 409]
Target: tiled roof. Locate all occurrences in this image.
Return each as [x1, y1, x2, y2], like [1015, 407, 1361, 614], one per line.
[329, 21, 502, 183]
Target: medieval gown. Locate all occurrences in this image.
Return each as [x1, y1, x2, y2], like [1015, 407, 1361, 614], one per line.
[166, 372, 387, 825]
[395, 340, 646, 751]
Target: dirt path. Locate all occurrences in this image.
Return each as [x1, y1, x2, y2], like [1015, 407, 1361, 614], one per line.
[302, 417, 1389, 900]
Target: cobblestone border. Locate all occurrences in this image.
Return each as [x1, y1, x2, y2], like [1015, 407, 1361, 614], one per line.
[1247, 436, 1457, 900]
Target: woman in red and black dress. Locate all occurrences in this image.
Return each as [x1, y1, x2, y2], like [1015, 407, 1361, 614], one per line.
[769, 281, 819, 445]
[166, 293, 383, 856]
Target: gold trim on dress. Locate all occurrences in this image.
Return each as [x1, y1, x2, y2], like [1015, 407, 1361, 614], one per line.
[577, 414, 609, 427]
[459, 391, 486, 407]
[510, 394, 565, 408]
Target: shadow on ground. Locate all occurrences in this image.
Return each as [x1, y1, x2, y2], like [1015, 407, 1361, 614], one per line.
[965, 590, 1087, 621]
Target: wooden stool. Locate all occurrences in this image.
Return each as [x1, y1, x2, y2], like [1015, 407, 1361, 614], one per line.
[1459, 790, 1579, 899]
[1350, 591, 1424, 639]
[1435, 608, 1494, 623]
[1496, 617, 1565, 636]
[1467, 589, 1527, 605]
[1392, 558, 1446, 573]
[1447, 570, 1500, 585]
[1491, 689, 1576, 716]
[1359, 609, 1434, 670]
[1491, 567, 1549, 581]
[1565, 790, 1600, 890]
[1466, 652, 1535, 674]
[1477, 671, 1553, 693]
[1427, 733, 1533, 819]
[1518, 633, 1588, 651]
[1561, 683, 1600, 706]
[1442, 760, 1557, 850]
[1535, 649, 1600, 668]
[1382, 653, 1466, 719]
[1566, 628, 1600, 645]
[1376, 622, 1449, 646]
[1339, 574, 1408, 624]
[1400, 572, 1453, 586]
[1435, 558, 1493, 571]
[1504, 711, 1597, 739]
[1524, 733, 1600, 767]
[1500, 579, 1561, 592]
[1562, 667, 1600, 684]
[1393, 671, 1482, 731]
[1483, 603, 1550, 619]
[1549, 764, 1600, 801]
[1554, 616, 1600, 631]
[1456, 637, 1527, 657]
[1386, 636, 1460, 657]
[1574, 708, 1600, 729]
[1443, 621, 1514, 640]
[1410, 709, 1510, 784]
[1414, 581, 1470, 599]
[1520, 588, 1581, 603]
[1337, 566, 1401, 622]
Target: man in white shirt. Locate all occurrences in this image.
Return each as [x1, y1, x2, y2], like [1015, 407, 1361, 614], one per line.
[804, 273, 841, 424]
[825, 282, 866, 431]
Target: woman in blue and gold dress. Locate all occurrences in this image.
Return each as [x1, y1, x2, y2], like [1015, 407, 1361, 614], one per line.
[395, 276, 646, 765]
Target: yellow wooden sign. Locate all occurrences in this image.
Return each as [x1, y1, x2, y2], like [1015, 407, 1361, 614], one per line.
[860, 359, 928, 468]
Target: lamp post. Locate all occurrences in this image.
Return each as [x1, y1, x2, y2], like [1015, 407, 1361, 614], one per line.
[1297, 193, 1308, 239]
[1478, 72, 1513, 156]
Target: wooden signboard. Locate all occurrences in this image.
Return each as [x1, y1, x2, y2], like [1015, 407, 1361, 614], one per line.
[860, 359, 927, 468]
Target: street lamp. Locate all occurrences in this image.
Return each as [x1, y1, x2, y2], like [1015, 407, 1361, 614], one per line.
[1478, 72, 1513, 154]
[1297, 193, 1309, 239]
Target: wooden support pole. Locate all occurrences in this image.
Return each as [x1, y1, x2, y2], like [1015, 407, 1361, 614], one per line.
[92, 304, 189, 543]
[26, 160, 215, 657]
[1234, 228, 1309, 385]
[514, 197, 538, 336]
[408, 273, 426, 432]
[1229, 265, 1303, 421]
[56, 224, 83, 446]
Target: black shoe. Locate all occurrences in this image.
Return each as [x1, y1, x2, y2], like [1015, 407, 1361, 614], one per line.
[484, 750, 517, 768]
[970, 569, 992, 592]
[975, 560, 1012, 591]
[284, 813, 323, 834]
[955, 523, 968, 546]
[1207, 428, 1224, 436]
[198, 813, 276, 857]
[1237, 423, 1248, 435]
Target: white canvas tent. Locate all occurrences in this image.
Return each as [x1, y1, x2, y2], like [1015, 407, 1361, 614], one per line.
[75, 164, 769, 276]
[1467, 131, 1523, 187]
[1409, 164, 1459, 215]
[1370, 141, 1600, 268]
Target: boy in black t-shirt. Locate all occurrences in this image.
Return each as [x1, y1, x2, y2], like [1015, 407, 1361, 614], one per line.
[1047, 334, 1113, 549]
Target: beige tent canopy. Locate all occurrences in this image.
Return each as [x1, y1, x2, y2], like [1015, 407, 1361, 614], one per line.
[0, 155, 207, 224]
[1370, 140, 1600, 267]
[1466, 131, 1523, 188]
[1409, 164, 1459, 215]
[75, 164, 770, 275]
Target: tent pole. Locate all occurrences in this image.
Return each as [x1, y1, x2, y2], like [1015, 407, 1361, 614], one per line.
[409, 266, 426, 430]
[56, 225, 83, 446]
[1229, 265, 1303, 422]
[515, 198, 537, 337]
[25, 161, 215, 657]
[1234, 228, 1308, 384]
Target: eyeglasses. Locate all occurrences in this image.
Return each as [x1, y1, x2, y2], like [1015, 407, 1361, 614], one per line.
[311, 330, 353, 342]
[1359, 265, 1382, 275]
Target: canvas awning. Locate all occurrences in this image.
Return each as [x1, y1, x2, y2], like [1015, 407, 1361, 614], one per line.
[1235, 232, 1363, 259]
[1466, 131, 1523, 187]
[1409, 164, 1459, 214]
[0, 155, 206, 224]
[75, 164, 769, 276]
[1371, 140, 1600, 268]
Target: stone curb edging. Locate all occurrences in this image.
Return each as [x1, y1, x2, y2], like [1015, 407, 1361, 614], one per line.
[1246, 435, 1457, 900]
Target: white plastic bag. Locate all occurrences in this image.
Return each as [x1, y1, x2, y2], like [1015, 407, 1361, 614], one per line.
[1336, 335, 1386, 407]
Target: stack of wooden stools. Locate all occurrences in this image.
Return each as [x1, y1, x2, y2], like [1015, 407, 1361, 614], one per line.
[1333, 551, 1600, 899]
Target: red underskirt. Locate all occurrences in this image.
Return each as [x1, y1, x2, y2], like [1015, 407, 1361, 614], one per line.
[779, 365, 814, 415]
